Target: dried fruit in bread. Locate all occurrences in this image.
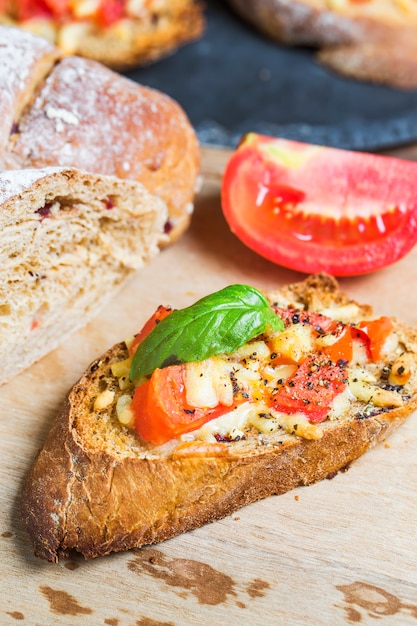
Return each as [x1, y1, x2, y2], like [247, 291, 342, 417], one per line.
[0, 166, 166, 385]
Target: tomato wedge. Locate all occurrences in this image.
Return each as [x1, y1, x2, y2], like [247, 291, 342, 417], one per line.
[221, 133, 417, 276]
[132, 365, 233, 445]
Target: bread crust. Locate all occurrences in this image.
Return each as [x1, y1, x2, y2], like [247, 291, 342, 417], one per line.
[0, 26, 61, 161]
[21, 275, 417, 562]
[318, 39, 417, 90]
[228, 0, 367, 46]
[228, 0, 417, 88]
[0, 26, 200, 243]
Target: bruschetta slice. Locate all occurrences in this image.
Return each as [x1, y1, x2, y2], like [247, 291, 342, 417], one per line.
[21, 274, 417, 561]
[0, 0, 204, 69]
[227, 0, 417, 89]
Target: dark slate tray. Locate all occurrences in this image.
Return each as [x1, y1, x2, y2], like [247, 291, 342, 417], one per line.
[125, 0, 417, 151]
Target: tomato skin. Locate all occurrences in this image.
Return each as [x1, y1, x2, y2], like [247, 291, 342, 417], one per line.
[270, 355, 348, 423]
[129, 305, 173, 357]
[132, 365, 233, 445]
[221, 133, 417, 276]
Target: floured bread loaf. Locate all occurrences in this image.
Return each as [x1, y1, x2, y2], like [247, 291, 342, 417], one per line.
[0, 26, 200, 243]
[227, 0, 417, 89]
[0, 0, 204, 70]
[21, 275, 417, 561]
[0, 167, 166, 385]
[0, 25, 60, 161]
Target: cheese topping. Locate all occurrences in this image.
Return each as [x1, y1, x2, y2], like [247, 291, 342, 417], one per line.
[109, 300, 409, 447]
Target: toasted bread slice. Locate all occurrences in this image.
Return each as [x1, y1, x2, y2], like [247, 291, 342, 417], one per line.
[21, 274, 417, 562]
[0, 166, 166, 385]
[0, 1, 204, 70]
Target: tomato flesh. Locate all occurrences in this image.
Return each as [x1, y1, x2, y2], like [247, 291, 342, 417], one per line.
[358, 316, 393, 361]
[96, 0, 124, 26]
[321, 325, 353, 364]
[270, 355, 348, 423]
[17, 0, 55, 19]
[221, 133, 417, 276]
[132, 365, 232, 446]
[273, 307, 338, 334]
[129, 305, 172, 357]
[14, 0, 126, 24]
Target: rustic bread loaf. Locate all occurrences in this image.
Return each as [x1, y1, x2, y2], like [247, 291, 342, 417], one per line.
[0, 0, 204, 70]
[0, 26, 60, 162]
[0, 166, 166, 385]
[0, 26, 200, 243]
[21, 274, 417, 562]
[227, 0, 417, 88]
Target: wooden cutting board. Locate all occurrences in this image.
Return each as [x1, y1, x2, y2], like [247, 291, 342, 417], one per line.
[1, 146, 417, 626]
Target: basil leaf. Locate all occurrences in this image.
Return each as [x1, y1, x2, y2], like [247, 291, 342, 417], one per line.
[130, 284, 284, 381]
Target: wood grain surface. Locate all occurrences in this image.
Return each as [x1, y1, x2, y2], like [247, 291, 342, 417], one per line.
[1, 146, 417, 626]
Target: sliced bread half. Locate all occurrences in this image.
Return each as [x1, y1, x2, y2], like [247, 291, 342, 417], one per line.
[0, 167, 166, 384]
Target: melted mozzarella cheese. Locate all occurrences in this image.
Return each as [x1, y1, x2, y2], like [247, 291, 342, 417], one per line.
[180, 402, 260, 442]
[181, 400, 324, 443]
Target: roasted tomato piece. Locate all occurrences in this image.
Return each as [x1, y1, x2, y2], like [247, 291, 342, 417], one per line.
[132, 365, 232, 445]
[358, 316, 393, 361]
[129, 305, 173, 357]
[273, 307, 337, 334]
[96, 0, 125, 26]
[320, 325, 353, 364]
[270, 354, 348, 423]
[17, 0, 55, 19]
[221, 133, 417, 276]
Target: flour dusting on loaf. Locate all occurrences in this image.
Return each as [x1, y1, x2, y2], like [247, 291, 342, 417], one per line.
[1, 26, 200, 243]
[0, 26, 60, 157]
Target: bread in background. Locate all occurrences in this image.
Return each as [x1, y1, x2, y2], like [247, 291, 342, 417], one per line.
[227, 0, 417, 89]
[0, 0, 204, 70]
[0, 26, 200, 243]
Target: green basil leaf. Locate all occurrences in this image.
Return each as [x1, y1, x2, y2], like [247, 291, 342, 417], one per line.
[130, 284, 284, 381]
